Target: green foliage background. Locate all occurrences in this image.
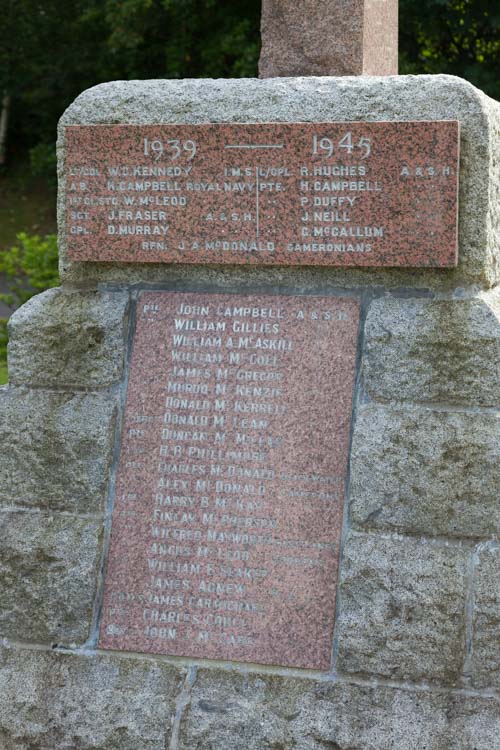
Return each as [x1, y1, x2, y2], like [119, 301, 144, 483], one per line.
[0, 233, 59, 308]
[399, 0, 500, 96]
[1, 0, 498, 167]
[0, 233, 59, 384]
[0, 319, 8, 384]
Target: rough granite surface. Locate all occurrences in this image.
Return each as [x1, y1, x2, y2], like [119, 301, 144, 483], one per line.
[349, 404, 500, 538]
[0, 388, 118, 512]
[178, 668, 500, 750]
[2, 648, 498, 750]
[0, 647, 184, 749]
[259, 0, 398, 77]
[7, 288, 130, 389]
[57, 76, 500, 290]
[0, 511, 102, 644]
[335, 532, 469, 684]
[363, 289, 500, 406]
[0, 73, 497, 748]
[471, 544, 500, 689]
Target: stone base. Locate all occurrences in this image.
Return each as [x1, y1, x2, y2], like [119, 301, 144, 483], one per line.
[0, 75, 498, 746]
[1, 647, 499, 749]
[1, 282, 498, 748]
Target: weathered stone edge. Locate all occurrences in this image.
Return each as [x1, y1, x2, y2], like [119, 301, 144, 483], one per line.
[1, 645, 498, 750]
[56, 75, 500, 290]
[6, 287, 131, 390]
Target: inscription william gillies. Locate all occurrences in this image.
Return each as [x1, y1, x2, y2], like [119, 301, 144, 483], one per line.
[99, 291, 360, 669]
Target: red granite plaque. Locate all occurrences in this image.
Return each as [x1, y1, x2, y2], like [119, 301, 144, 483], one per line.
[65, 121, 459, 267]
[99, 291, 359, 669]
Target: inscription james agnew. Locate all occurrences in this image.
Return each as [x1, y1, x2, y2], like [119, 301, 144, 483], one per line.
[65, 121, 459, 267]
[99, 291, 360, 669]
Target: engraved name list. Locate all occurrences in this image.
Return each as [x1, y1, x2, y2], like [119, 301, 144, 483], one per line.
[99, 291, 360, 669]
[65, 121, 459, 267]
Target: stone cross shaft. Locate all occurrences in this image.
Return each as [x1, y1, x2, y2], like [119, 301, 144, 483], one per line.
[259, 0, 398, 77]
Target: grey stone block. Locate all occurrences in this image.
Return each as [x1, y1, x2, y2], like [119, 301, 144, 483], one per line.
[350, 403, 500, 538]
[58, 76, 500, 291]
[0, 511, 102, 644]
[7, 288, 130, 389]
[181, 672, 298, 750]
[471, 544, 500, 689]
[178, 668, 500, 750]
[336, 532, 469, 684]
[363, 290, 500, 407]
[0, 388, 118, 512]
[0, 647, 184, 749]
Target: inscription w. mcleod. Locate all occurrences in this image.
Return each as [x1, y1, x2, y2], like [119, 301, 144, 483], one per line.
[99, 291, 359, 669]
[65, 121, 459, 267]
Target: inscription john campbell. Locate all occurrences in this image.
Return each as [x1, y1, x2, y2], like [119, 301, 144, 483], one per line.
[99, 291, 360, 669]
[65, 121, 459, 267]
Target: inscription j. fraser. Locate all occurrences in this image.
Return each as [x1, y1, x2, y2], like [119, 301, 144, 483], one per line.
[65, 121, 460, 267]
[99, 291, 360, 669]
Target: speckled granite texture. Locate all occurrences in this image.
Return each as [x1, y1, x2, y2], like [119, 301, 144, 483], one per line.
[64, 121, 459, 267]
[99, 292, 359, 669]
[0, 75, 497, 748]
[58, 76, 500, 289]
[259, 0, 398, 77]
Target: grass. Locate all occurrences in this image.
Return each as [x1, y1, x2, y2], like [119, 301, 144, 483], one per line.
[0, 363, 8, 385]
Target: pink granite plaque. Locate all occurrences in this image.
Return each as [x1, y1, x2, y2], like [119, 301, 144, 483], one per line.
[65, 121, 459, 267]
[99, 291, 360, 669]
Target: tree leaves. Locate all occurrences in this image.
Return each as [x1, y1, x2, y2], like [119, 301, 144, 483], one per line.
[0, 0, 498, 162]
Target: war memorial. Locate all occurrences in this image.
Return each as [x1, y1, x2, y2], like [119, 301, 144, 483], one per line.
[0, 0, 498, 746]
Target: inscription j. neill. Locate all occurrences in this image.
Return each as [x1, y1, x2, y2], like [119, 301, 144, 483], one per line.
[99, 291, 360, 669]
[65, 121, 459, 267]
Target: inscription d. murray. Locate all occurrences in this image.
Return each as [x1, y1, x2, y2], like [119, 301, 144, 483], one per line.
[65, 121, 459, 267]
[99, 292, 360, 669]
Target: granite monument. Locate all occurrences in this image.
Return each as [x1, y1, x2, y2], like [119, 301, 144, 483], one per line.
[0, 2, 498, 747]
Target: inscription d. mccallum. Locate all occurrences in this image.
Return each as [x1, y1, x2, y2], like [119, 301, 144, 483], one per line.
[99, 291, 360, 669]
